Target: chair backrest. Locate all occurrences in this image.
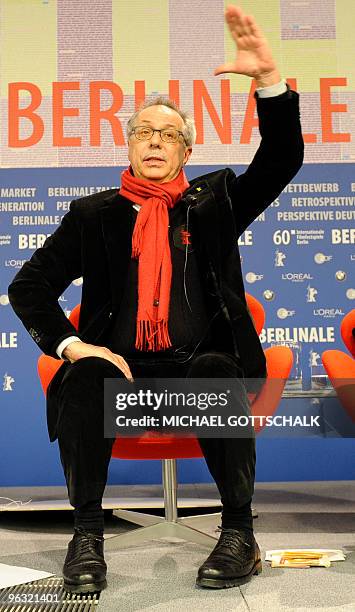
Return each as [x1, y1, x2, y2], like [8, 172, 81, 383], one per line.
[61, 295, 265, 337]
[37, 304, 81, 396]
[68, 303, 81, 330]
[341, 309, 355, 358]
[245, 292, 265, 336]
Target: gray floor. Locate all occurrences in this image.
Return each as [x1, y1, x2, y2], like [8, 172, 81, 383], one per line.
[0, 481, 354, 611]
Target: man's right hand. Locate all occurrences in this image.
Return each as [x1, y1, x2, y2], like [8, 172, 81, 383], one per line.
[62, 341, 134, 381]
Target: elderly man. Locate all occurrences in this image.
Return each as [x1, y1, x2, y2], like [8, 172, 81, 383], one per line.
[8, 5, 303, 594]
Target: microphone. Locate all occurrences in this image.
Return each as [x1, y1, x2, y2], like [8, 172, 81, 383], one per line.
[184, 194, 198, 206]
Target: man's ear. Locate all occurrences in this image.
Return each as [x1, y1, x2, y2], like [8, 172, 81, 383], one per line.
[183, 147, 193, 165]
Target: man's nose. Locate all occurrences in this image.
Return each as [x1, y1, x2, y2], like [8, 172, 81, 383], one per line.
[150, 130, 162, 146]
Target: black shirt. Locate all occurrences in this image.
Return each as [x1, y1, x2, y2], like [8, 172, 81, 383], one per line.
[107, 200, 214, 361]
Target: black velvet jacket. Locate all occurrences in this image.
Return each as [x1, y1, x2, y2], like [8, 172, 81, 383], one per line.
[8, 88, 304, 441]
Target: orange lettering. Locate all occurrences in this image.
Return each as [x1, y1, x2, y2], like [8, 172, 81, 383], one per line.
[90, 81, 125, 146]
[193, 80, 231, 144]
[320, 78, 350, 142]
[134, 81, 145, 110]
[168, 80, 180, 107]
[52, 82, 81, 147]
[8, 82, 44, 147]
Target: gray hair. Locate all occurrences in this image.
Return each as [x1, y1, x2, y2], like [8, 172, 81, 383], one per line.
[126, 97, 196, 147]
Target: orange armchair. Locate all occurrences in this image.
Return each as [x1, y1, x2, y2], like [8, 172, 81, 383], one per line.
[37, 303, 81, 396]
[37, 294, 293, 549]
[322, 309, 355, 421]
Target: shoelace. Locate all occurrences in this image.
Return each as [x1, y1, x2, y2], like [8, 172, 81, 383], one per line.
[215, 529, 251, 555]
[69, 528, 104, 562]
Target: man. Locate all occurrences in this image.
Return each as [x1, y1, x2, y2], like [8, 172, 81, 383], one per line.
[8, 5, 303, 594]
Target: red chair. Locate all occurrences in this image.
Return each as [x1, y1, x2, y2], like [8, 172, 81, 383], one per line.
[322, 309, 355, 422]
[38, 294, 293, 549]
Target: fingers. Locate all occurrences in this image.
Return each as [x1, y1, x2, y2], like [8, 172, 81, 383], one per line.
[225, 5, 260, 40]
[215, 5, 277, 79]
[70, 343, 134, 382]
[225, 5, 247, 30]
[112, 353, 134, 382]
[101, 349, 133, 381]
[244, 14, 263, 39]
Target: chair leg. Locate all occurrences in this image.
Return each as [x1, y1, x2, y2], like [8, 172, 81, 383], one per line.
[112, 508, 165, 527]
[112, 505, 256, 527]
[104, 520, 218, 550]
[163, 458, 178, 522]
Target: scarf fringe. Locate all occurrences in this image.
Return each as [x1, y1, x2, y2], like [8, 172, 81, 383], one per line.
[132, 224, 143, 259]
[135, 319, 172, 351]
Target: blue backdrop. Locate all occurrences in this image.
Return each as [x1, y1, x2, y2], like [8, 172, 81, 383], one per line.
[1, 164, 354, 486]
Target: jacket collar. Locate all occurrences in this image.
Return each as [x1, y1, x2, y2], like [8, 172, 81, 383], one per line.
[99, 191, 135, 308]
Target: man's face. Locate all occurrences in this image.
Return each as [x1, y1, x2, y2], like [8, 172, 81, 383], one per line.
[128, 105, 192, 183]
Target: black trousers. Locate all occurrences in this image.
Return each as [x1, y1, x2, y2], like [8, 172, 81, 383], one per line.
[54, 352, 255, 512]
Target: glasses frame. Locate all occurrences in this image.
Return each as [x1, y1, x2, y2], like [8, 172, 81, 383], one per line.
[130, 125, 186, 145]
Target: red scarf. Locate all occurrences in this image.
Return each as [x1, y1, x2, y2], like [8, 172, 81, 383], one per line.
[119, 166, 190, 351]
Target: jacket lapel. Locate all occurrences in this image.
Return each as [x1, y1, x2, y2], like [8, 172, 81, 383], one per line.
[186, 181, 221, 277]
[100, 192, 136, 309]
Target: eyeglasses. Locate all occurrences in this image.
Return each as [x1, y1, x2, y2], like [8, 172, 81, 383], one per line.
[130, 126, 186, 144]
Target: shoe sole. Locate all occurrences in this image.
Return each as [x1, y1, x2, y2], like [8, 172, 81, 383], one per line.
[196, 560, 262, 589]
[63, 579, 107, 594]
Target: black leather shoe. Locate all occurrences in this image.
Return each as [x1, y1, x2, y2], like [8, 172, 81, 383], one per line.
[196, 528, 262, 589]
[63, 527, 107, 593]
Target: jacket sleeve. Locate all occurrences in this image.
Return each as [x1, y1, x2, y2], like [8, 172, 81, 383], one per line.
[8, 203, 83, 358]
[227, 87, 304, 237]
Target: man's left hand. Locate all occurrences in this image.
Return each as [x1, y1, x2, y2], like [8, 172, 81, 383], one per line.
[214, 4, 280, 88]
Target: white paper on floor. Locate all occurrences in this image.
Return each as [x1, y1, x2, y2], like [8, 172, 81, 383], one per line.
[265, 549, 345, 562]
[0, 563, 54, 589]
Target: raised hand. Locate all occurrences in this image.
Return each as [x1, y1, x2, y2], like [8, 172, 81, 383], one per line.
[214, 5, 280, 87]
